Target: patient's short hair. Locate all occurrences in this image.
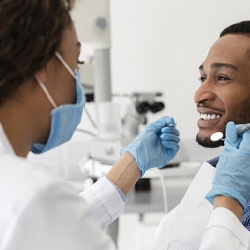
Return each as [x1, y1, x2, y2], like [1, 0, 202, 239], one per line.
[220, 20, 250, 37]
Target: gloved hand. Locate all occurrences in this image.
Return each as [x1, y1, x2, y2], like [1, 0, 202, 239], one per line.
[206, 121, 250, 210]
[120, 116, 180, 176]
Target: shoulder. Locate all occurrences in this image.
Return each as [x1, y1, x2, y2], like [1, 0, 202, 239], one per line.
[0, 154, 75, 220]
[200, 207, 250, 249]
[0, 154, 63, 196]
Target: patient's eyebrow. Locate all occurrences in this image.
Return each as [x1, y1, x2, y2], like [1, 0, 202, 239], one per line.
[199, 63, 238, 71]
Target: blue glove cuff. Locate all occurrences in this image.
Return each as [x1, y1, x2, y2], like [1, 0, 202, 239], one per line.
[205, 185, 247, 210]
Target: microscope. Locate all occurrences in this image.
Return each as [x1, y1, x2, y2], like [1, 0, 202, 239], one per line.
[122, 92, 165, 139]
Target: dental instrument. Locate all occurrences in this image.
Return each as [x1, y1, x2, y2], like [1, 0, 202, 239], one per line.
[210, 123, 250, 142]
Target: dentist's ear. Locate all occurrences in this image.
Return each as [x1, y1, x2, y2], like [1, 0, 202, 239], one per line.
[34, 54, 59, 87]
[34, 65, 49, 87]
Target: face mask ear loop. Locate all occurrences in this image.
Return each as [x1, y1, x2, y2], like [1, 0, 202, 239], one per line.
[55, 51, 76, 79]
[35, 75, 57, 109]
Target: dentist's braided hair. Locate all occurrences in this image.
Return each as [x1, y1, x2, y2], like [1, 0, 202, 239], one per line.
[0, 0, 75, 104]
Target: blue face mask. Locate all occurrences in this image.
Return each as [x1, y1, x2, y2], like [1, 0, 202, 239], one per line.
[31, 52, 86, 154]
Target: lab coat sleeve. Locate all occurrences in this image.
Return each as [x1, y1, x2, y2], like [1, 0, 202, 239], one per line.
[80, 176, 126, 230]
[199, 207, 250, 249]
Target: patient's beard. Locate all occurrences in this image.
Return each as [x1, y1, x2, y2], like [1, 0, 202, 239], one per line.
[196, 133, 224, 148]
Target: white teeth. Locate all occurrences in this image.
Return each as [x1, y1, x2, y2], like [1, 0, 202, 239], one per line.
[200, 114, 221, 120]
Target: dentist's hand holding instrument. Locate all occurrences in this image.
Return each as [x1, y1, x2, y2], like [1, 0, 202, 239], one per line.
[120, 116, 180, 176]
[210, 123, 250, 142]
[206, 121, 250, 210]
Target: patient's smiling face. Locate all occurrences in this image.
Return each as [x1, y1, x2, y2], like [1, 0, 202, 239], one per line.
[194, 34, 250, 148]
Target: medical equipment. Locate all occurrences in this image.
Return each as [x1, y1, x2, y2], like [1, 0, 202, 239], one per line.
[71, 0, 112, 103]
[121, 92, 165, 138]
[210, 123, 250, 142]
[134, 92, 165, 114]
[210, 131, 224, 142]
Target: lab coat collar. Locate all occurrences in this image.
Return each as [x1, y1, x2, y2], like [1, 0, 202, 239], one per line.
[0, 123, 16, 155]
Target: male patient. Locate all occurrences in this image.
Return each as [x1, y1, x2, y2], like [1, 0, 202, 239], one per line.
[151, 20, 250, 249]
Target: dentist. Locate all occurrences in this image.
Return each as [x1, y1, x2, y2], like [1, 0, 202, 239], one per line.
[0, 1, 180, 249]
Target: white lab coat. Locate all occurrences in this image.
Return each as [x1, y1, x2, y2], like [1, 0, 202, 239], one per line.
[0, 124, 124, 250]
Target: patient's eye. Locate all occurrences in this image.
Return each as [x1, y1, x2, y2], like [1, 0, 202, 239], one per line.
[198, 76, 206, 83]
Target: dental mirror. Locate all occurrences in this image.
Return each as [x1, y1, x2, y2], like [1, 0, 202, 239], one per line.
[210, 123, 250, 142]
[210, 132, 224, 142]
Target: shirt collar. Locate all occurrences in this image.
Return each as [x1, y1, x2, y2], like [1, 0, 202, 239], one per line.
[207, 156, 219, 167]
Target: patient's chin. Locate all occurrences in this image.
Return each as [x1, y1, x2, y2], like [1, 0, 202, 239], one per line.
[196, 134, 223, 148]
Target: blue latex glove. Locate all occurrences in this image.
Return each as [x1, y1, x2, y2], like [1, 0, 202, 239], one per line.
[120, 116, 180, 176]
[206, 121, 250, 210]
